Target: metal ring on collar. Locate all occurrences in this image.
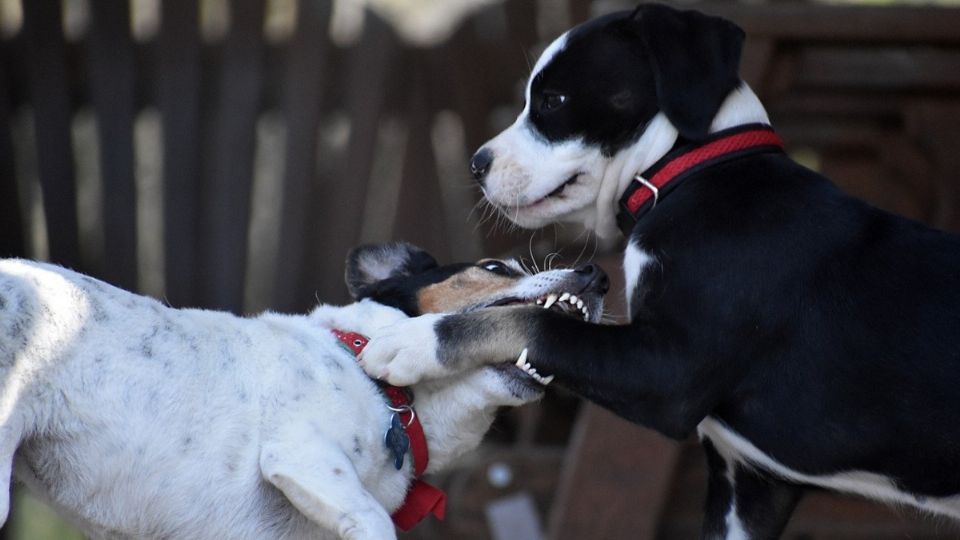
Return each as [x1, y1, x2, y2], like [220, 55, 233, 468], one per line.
[387, 404, 416, 426]
[633, 174, 659, 207]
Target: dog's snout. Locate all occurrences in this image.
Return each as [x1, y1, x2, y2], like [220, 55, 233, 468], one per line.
[470, 148, 494, 184]
[574, 264, 610, 295]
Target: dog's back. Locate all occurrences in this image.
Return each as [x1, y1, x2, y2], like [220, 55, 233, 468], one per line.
[0, 243, 607, 539]
[0, 259, 392, 538]
[630, 152, 960, 500]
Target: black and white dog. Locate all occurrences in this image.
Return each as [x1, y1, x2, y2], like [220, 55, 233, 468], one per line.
[0, 243, 606, 539]
[361, 4, 960, 538]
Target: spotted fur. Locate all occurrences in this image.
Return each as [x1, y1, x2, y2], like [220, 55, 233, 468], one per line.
[0, 242, 605, 539]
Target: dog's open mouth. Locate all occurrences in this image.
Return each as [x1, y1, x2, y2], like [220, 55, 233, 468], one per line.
[514, 173, 580, 211]
[486, 290, 593, 321]
[547, 173, 579, 198]
[486, 289, 603, 388]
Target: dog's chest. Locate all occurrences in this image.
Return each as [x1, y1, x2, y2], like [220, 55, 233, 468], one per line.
[622, 240, 656, 318]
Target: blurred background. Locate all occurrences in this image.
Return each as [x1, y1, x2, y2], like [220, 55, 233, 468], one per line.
[1, 0, 960, 538]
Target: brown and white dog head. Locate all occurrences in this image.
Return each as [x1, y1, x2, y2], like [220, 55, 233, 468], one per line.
[470, 4, 769, 238]
[346, 241, 609, 398]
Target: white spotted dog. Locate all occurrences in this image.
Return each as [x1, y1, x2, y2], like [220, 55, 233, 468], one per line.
[360, 4, 960, 539]
[0, 241, 607, 540]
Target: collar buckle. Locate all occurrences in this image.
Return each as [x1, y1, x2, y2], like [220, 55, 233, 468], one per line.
[632, 174, 659, 208]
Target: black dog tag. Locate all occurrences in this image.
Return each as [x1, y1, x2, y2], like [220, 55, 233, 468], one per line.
[384, 413, 409, 470]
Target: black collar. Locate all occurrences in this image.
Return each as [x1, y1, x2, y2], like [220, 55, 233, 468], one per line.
[616, 124, 785, 235]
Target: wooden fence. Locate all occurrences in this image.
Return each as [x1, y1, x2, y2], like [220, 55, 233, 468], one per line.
[0, 0, 574, 316]
[2, 0, 960, 538]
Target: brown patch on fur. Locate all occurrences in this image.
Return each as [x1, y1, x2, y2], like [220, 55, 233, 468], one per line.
[416, 267, 516, 313]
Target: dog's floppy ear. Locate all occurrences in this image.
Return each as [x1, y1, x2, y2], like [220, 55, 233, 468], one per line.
[345, 242, 438, 299]
[627, 4, 744, 140]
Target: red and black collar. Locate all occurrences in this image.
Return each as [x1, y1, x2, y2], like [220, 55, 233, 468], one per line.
[617, 124, 785, 234]
[331, 329, 447, 531]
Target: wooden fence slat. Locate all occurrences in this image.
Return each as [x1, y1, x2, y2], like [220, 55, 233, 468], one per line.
[794, 47, 960, 91]
[0, 39, 24, 259]
[599, 2, 960, 44]
[306, 14, 398, 304]
[392, 65, 450, 259]
[271, 0, 332, 312]
[21, 0, 81, 268]
[158, 0, 202, 307]
[88, 0, 138, 290]
[199, 0, 265, 312]
[907, 103, 960, 232]
[548, 404, 681, 540]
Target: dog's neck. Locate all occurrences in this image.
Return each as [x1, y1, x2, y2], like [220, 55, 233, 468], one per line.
[309, 301, 523, 474]
[592, 83, 770, 238]
[408, 374, 507, 473]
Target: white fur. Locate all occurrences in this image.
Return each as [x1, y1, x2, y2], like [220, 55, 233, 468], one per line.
[722, 477, 748, 540]
[0, 259, 535, 539]
[360, 314, 446, 387]
[478, 23, 770, 240]
[622, 240, 654, 318]
[481, 32, 960, 529]
[360, 266, 606, 386]
[698, 417, 960, 521]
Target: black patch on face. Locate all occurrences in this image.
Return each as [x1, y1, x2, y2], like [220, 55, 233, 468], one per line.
[354, 263, 474, 317]
[527, 6, 744, 153]
[529, 12, 659, 156]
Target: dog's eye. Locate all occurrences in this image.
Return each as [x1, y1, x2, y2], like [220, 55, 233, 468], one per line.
[481, 261, 512, 276]
[541, 93, 567, 112]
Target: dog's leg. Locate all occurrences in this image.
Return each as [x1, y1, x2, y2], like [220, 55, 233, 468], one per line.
[362, 307, 722, 437]
[260, 439, 396, 540]
[700, 440, 801, 540]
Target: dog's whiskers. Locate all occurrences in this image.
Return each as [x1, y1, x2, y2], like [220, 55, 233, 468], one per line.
[544, 251, 561, 271]
[527, 233, 541, 273]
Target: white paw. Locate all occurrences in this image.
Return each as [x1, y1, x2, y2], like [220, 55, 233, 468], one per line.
[359, 314, 448, 386]
[338, 506, 396, 540]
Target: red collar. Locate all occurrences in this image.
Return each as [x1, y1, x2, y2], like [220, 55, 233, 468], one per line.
[617, 124, 784, 234]
[331, 329, 447, 531]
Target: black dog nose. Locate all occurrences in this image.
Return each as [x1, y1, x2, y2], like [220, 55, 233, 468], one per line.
[470, 148, 494, 183]
[575, 263, 610, 295]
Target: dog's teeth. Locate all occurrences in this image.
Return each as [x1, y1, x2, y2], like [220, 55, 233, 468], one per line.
[535, 298, 543, 305]
[515, 348, 528, 368]
[541, 375, 554, 385]
[576, 300, 584, 309]
[569, 295, 578, 304]
[543, 294, 558, 309]
[559, 292, 571, 302]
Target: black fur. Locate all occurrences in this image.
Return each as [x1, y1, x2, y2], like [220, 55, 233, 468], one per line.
[527, 5, 743, 156]
[346, 242, 474, 317]
[628, 4, 744, 140]
[452, 3, 960, 536]
[520, 153, 960, 488]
